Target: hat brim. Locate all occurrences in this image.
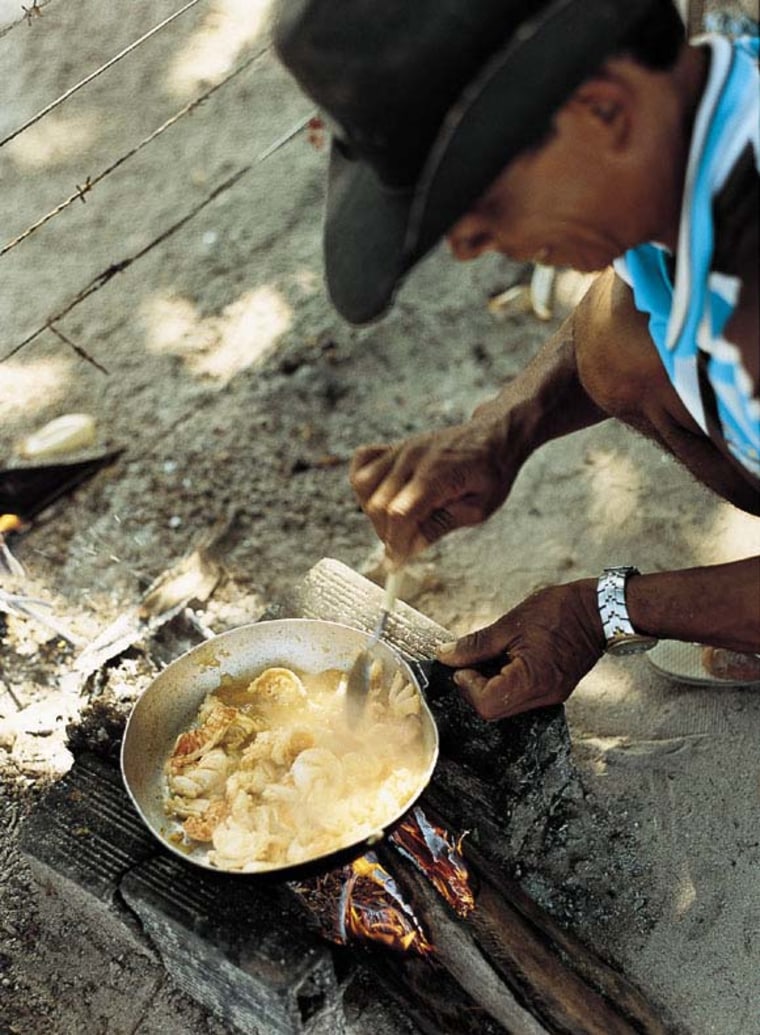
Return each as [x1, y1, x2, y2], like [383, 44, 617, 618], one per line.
[323, 143, 414, 325]
[324, 0, 655, 325]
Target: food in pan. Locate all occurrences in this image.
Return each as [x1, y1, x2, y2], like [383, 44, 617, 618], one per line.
[163, 663, 429, 871]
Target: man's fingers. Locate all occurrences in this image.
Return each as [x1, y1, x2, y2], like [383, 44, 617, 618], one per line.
[453, 668, 512, 718]
[349, 445, 397, 499]
[438, 582, 606, 723]
[349, 445, 415, 548]
[436, 621, 510, 667]
[417, 507, 458, 543]
[366, 461, 473, 559]
[382, 495, 480, 560]
[453, 660, 555, 720]
[350, 426, 504, 562]
[417, 497, 489, 545]
[349, 444, 390, 475]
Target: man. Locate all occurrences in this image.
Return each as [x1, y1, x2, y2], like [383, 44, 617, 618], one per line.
[274, 0, 759, 719]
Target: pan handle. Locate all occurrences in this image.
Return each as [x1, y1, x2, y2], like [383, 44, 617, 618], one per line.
[408, 657, 434, 692]
[408, 656, 506, 697]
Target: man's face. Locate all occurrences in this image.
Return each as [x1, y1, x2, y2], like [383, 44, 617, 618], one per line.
[446, 89, 645, 271]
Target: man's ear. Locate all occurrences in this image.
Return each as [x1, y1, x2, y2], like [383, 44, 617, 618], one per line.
[565, 76, 632, 149]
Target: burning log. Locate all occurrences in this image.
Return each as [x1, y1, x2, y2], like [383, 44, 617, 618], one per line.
[389, 805, 475, 918]
[290, 809, 515, 1033]
[381, 818, 671, 1035]
[289, 850, 432, 957]
[290, 806, 672, 1035]
[290, 808, 548, 1033]
[290, 809, 471, 957]
[450, 837, 672, 1035]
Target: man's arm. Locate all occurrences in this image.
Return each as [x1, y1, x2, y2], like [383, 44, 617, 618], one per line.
[469, 297, 609, 451]
[574, 268, 760, 515]
[350, 278, 610, 562]
[437, 270, 760, 720]
[627, 559, 760, 650]
[441, 557, 760, 722]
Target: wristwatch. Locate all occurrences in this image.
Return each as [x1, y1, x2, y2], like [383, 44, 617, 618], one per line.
[597, 566, 659, 656]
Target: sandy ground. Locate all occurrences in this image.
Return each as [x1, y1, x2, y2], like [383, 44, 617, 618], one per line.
[1, 2, 759, 1033]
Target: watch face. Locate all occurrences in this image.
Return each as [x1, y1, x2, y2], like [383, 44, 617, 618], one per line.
[606, 634, 659, 656]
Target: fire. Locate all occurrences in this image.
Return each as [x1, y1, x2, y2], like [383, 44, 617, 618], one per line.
[291, 809, 475, 955]
[389, 807, 475, 918]
[290, 851, 433, 956]
[341, 854, 433, 954]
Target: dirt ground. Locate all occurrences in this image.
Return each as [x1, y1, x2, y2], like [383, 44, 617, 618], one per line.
[1, 2, 759, 1033]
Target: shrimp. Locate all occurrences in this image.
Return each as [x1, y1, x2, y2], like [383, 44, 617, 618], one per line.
[290, 747, 343, 796]
[167, 698, 240, 769]
[246, 667, 307, 709]
[209, 813, 287, 869]
[163, 664, 431, 871]
[241, 727, 315, 768]
[167, 746, 230, 798]
[387, 673, 420, 718]
[182, 798, 228, 842]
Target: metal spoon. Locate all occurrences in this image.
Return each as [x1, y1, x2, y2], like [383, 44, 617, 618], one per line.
[344, 567, 403, 726]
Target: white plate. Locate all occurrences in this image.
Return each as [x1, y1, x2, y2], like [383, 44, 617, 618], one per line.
[647, 640, 760, 687]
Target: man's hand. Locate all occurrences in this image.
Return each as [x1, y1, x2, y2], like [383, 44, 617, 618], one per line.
[349, 416, 518, 563]
[349, 285, 615, 565]
[437, 579, 605, 719]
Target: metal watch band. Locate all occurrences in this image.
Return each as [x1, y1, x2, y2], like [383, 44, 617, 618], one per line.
[597, 565, 640, 641]
[597, 566, 659, 656]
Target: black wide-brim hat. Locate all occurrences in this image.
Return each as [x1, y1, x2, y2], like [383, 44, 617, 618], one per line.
[275, 0, 655, 324]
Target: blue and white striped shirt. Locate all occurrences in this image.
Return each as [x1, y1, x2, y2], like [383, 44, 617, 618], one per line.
[615, 35, 759, 479]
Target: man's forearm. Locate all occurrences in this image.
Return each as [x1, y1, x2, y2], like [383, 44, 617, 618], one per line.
[473, 312, 608, 467]
[625, 558, 760, 652]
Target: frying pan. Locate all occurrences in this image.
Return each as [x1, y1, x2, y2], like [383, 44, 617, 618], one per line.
[120, 618, 439, 880]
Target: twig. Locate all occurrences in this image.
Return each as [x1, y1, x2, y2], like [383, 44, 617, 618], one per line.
[1, 680, 24, 711]
[0, 536, 26, 578]
[0, 589, 85, 645]
[21, 1, 43, 26]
